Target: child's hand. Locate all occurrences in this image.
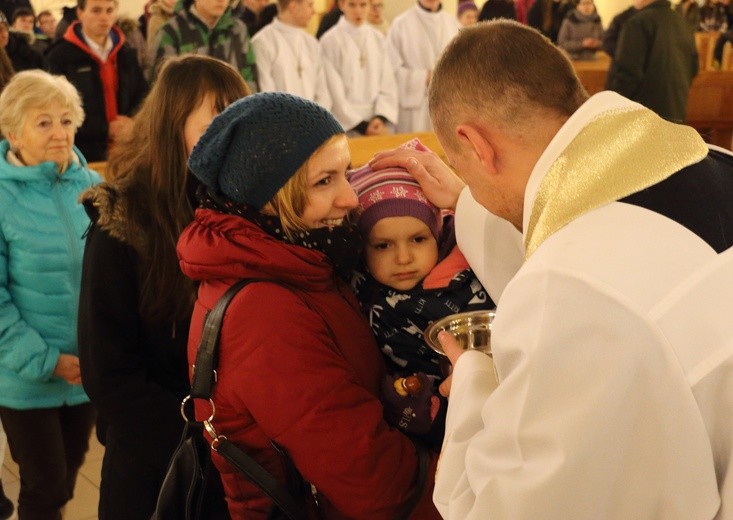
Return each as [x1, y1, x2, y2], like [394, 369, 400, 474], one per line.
[381, 372, 440, 435]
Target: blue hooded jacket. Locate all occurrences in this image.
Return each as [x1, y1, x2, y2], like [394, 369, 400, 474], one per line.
[0, 140, 101, 409]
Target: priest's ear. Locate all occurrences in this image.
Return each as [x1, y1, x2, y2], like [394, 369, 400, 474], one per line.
[454, 123, 499, 178]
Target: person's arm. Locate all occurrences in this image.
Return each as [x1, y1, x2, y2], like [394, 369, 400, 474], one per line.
[605, 18, 646, 95]
[320, 34, 364, 131]
[373, 35, 399, 126]
[150, 22, 179, 80]
[0, 222, 60, 382]
[314, 52, 333, 111]
[557, 19, 582, 53]
[435, 269, 719, 519]
[77, 224, 184, 437]
[386, 19, 431, 110]
[251, 33, 275, 93]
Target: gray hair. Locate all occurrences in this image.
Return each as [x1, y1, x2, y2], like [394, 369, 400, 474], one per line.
[0, 70, 85, 138]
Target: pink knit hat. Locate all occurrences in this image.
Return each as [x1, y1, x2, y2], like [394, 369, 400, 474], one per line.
[349, 139, 442, 239]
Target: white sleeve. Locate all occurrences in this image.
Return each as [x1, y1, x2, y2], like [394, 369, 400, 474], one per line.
[320, 35, 363, 130]
[435, 268, 720, 519]
[386, 21, 429, 110]
[314, 54, 333, 112]
[455, 188, 524, 302]
[373, 37, 399, 125]
[252, 33, 276, 93]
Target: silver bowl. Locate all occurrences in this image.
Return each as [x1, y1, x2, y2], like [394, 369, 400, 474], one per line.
[424, 310, 495, 357]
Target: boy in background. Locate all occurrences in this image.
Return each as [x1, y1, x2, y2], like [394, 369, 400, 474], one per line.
[251, 0, 331, 108]
[320, 0, 398, 135]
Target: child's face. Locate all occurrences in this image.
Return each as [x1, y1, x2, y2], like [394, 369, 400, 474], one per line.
[301, 136, 358, 229]
[458, 9, 478, 26]
[339, 0, 369, 26]
[365, 216, 439, 291]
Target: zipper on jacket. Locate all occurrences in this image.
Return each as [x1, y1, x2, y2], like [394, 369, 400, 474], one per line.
[53, 177, 82, 306]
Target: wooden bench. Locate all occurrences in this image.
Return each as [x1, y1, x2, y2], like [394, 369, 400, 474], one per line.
[348, 131, 446, 167]
[87, 133, 446, 180]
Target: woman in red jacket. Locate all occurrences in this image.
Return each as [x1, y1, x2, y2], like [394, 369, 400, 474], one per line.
[177, 92, 440, 519]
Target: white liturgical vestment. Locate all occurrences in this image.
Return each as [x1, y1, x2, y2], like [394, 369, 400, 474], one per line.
[251, 18, 332, 110]
[386, 5, 458, 133]
[436, 91, 733, 520]
[320, 17, 398, 132]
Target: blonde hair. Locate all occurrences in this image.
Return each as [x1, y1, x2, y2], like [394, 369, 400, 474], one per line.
[0, 70, 85, 138]
[264, 134, 347, 240]
[429, 21, 588, 151]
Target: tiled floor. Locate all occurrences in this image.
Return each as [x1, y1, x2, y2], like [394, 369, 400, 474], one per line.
[1, 429, 103, 520]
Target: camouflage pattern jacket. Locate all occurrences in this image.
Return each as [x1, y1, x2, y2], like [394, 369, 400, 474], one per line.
[152, 5, 257, 91]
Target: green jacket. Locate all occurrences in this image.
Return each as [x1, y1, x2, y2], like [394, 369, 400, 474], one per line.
[152, 5, 257, 92]
[606, 0, 698, 123]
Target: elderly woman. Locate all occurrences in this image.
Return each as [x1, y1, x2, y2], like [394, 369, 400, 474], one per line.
[0, 70, 101, 520]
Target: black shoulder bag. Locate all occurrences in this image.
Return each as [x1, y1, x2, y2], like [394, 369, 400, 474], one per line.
[151, 279, 307, 520]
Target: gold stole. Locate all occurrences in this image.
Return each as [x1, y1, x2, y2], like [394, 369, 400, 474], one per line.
[524, 107, 709, 259]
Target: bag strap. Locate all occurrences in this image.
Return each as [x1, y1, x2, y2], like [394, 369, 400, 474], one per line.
[189, 278, 306, 520]
[191, 278, 270, 399]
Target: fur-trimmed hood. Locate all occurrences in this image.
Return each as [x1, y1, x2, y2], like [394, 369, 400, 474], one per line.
[79, 183, 147, 256]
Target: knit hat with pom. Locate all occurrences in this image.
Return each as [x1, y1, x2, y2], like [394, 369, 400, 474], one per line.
[349, 138, 442, 239]
[188, 92, 344, 209]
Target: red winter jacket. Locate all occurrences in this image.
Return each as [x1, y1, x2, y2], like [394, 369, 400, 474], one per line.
[177, 209, 440, 520]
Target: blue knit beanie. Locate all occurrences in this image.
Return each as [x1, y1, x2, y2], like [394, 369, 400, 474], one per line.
[188, 92, 344, 209]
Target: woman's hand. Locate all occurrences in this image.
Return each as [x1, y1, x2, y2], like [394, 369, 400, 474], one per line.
[53, 354, 82, 385]
[369, 147, 465, 211]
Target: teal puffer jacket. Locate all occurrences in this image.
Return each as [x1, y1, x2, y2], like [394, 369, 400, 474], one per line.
[0, 140, 101, 409]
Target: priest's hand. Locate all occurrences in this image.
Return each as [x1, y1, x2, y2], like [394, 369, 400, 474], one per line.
[437, 331, 464, 397]
[370, 147, 465, 211]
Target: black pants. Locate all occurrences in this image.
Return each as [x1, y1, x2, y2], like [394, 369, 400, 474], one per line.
[714, 30, 733, 63]
[0, 403, 96, 520]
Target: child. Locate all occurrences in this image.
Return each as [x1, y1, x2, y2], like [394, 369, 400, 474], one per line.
[319, 0, 398, 135]
[350, 139, 495, 442]
[457, 1, 479, 27]
[251, 0, 332, 109]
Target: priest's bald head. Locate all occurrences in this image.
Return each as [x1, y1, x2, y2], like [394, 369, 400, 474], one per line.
[428, 21, 589, 229]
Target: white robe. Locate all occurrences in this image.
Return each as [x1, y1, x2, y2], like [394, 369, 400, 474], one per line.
[386, 5, 458, 133]
[436, 92, 733, 519]
[251, 18, 332, 110]
[320, 17, 398, 132]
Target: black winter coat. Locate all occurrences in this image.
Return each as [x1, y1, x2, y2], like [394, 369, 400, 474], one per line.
[77, 184, 191, 520]
[44, 28, 148, 162]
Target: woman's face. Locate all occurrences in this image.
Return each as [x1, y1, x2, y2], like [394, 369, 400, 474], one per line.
[9, 100, 75, 171]
[183, 93, 218, 156]
[300, 136, 358, 229]
[577, 0, 595, 15]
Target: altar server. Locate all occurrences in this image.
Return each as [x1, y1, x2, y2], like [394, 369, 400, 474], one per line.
[386, 0, 458, 133]
[251, 0, 331, 109]
[320, 0, 398, 135]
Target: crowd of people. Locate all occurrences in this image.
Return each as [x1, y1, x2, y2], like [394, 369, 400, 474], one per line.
[0, 1, 731, 520]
